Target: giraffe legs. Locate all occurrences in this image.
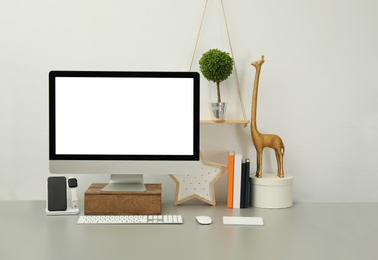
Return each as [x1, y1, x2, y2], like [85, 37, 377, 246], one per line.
[275, 149, 284, 178]
[255, 147, 284, 178]
[255, 148, 263, 178]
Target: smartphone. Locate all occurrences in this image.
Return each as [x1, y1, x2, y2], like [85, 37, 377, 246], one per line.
[47, 176, 67, 211]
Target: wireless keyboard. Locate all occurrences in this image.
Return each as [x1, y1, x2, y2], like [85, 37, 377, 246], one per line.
[77, 215, 183, 225]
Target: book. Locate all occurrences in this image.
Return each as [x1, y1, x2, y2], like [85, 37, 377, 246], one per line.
[232, 153, 242, 209]
[227, 152, 235, 208]
[240, 161, 246, 208]
[243, 159, 250, 208]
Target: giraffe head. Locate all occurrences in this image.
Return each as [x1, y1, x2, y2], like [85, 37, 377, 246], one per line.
[251, 55, 265, 68]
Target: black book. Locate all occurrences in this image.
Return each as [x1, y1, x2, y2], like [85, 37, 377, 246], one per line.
[244, 159, 250, 208]
[240, 161, 246, 208]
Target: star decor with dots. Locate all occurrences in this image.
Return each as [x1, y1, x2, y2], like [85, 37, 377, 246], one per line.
[169, 152, 227, 206]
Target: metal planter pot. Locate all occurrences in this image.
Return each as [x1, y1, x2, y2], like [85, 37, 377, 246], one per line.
[209, 102, 227, 120]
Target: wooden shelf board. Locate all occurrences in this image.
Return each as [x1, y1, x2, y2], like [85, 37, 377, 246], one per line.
[200, 120, 250, 124]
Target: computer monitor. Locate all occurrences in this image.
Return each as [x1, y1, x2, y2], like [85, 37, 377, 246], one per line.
[49, 71, 200, 191]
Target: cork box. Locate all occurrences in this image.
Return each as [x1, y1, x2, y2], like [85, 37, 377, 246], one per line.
[84, 183, 161, 215]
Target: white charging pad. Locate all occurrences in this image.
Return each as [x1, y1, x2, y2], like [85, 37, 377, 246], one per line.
[45, 208, 79, 216]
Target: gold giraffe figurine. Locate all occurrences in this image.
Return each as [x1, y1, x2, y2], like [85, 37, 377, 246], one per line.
[251, 56, 285, 178]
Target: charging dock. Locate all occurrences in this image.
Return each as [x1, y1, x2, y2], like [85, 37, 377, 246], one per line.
[45, 208, 79, 216]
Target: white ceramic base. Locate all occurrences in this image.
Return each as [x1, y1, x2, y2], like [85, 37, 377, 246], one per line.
[251, 173, 294, 209]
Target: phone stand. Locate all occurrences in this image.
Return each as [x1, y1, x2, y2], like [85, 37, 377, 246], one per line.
[45, 208, 79, 216]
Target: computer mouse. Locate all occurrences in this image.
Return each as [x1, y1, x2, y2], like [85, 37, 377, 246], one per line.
[196, 216, 212, 225]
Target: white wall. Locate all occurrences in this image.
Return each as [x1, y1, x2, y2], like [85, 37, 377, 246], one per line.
[1, 0, 378, 202]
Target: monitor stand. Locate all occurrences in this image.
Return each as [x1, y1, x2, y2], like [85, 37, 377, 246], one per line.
[101, 174, 146, 192]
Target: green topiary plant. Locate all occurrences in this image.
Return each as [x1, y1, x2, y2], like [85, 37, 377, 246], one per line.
[199, 48, 233, 103]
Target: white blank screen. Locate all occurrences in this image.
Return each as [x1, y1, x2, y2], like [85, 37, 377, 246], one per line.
[55, 77, 194, 156]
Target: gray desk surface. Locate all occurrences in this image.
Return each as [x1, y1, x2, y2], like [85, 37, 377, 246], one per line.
[1, 201, 377, 260]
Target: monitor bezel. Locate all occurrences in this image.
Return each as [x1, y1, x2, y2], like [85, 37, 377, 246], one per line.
[49, 70, 200, 161]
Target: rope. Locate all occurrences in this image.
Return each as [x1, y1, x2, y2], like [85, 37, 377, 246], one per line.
[189, 0, 208, 72]
[220, 0, 248, 127]
[190, 0, 248, 127]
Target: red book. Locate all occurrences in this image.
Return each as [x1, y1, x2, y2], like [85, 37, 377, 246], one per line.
[227, 152, 235, 208]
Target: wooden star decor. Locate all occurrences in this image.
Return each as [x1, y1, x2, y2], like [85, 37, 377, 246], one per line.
[169, 152, 227, 206]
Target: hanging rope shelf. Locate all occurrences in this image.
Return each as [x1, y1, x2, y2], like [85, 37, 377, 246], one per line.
[190, 0, 249, 127]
